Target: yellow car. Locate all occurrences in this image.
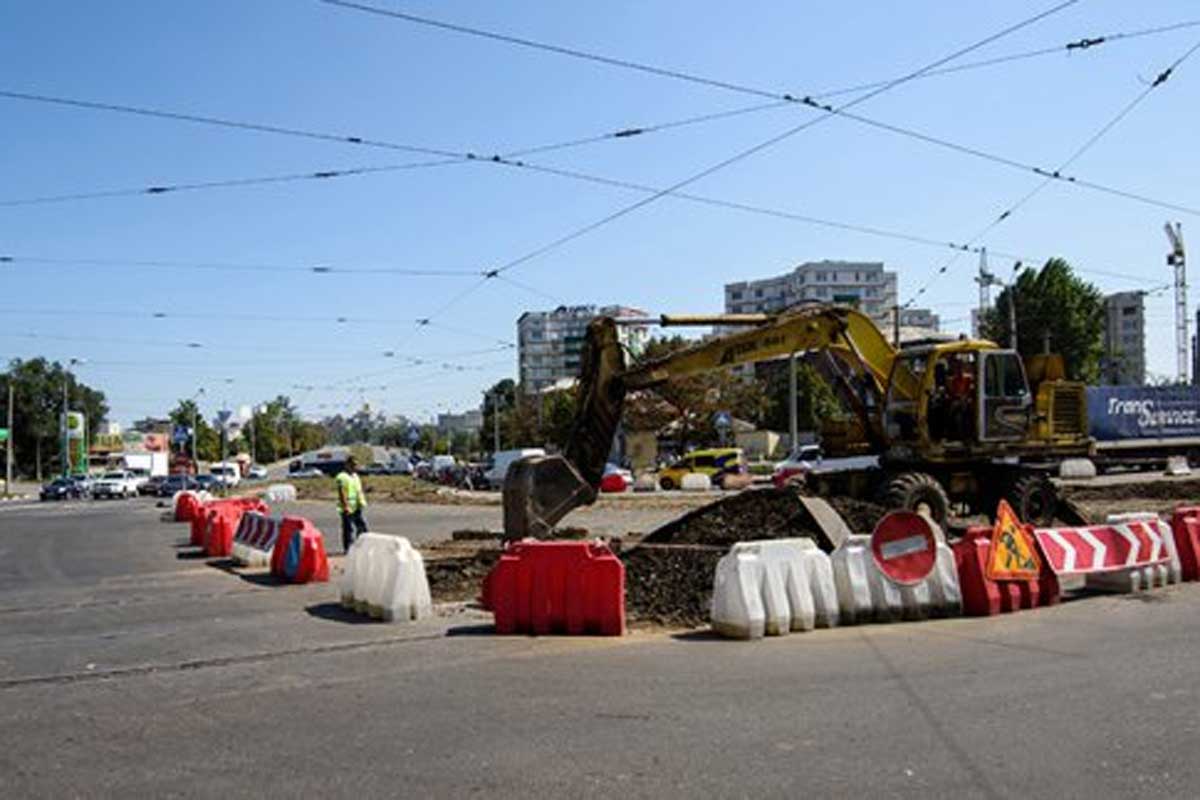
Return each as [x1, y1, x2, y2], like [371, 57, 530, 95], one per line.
[658, 448, 746, 490]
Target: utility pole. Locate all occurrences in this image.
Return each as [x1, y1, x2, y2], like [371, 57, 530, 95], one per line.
[1166, 222, 1187, 383]
[5, 379, 13, 497]
[1006, 261, 1022, 351]
[892, 304, 901, 348]
[788, 352, 799, 454]
[492, 391, 502, 453]
[191, 387, 204, 476]
[974, 247, 998, 339]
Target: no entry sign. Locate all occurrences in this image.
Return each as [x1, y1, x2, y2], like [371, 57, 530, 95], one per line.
[870, 511, 937, 585]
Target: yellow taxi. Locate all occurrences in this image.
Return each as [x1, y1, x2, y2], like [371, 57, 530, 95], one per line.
[658, 448, 746, 490]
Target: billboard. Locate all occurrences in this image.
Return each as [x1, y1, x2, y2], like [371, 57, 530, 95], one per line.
[1087, 386, 1200, 441]
[64, 411, 87, 474]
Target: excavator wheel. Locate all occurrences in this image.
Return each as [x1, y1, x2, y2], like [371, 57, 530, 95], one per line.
[883, 472, 950, 527]
[1006, 474, 1057, 526]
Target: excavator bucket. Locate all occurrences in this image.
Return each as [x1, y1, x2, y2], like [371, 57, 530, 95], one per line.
[502, 455, 597, 540]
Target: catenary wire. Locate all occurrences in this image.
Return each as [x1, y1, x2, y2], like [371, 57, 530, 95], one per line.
[904, 37, 1200, 308]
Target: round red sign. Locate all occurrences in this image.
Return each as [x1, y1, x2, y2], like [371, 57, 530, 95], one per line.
[870, 511, 937, 586]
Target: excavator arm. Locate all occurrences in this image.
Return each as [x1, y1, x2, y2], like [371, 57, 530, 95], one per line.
[503, 305, 905, 538]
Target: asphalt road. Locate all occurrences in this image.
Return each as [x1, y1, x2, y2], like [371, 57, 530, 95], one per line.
[3, 499, 1200, 797]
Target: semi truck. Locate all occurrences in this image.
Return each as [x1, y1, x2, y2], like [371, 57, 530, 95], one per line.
[1089, 385, 1200, 470]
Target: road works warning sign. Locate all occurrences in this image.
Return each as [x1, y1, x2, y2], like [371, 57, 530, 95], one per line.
[987, 499, 1042, 581]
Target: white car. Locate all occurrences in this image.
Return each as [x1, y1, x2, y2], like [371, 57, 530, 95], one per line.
[92, 470, 140, 499]
[210, 462, 241, 488]
[247, 465, 268, 480]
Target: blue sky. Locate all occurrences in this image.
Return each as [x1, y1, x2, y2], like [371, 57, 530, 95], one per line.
[3, 1, 1198, 426]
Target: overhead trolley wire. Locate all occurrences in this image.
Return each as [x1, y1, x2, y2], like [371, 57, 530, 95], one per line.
[904, 37, 1200, 308]
[315, 0, 1081, 389]
[6, 14, 1199, 220]
[472, 0, 1081, 283]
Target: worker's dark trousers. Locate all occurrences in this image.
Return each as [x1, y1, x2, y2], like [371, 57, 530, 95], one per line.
[341, 509, 368, 552]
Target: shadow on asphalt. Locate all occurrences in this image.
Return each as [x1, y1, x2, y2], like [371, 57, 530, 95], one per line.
[175, 550, 209, 560]
[669, 629, 722, 642]
[206, 560, 284, 587]
[445, 623, 496, 637]
[305, 602, 377, 625]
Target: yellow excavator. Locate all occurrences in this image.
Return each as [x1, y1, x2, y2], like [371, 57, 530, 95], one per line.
[504, 305, 1091, 537]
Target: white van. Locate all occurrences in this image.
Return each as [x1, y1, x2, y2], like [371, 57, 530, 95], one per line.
[210, 461, 241, 488]
[484, 448, 546, 489]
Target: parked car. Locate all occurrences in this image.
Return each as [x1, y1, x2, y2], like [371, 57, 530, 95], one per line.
[92, 471, 140, 499]
[195, 474, 221, 491]
[157, 474, 200, 497]
[288, 466, 325, 479]
[388, 459, 414, 476]
[358, 463, 390, 476]
[247, 464, 268, 480]
[209, 462, 241, 488]
[40, 477, 86, 501]
[69, 474, 94, 497]
[771, 445, 824, 489]
[658, 448, 746, 490]
[481, 448, 546, 490]
[139, 475, 168, 496]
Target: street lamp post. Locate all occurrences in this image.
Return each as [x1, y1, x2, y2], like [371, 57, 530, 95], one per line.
[191, 387, 205, 476]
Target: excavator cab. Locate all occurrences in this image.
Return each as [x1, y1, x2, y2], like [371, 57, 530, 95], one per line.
[884, 343, 1031, 451]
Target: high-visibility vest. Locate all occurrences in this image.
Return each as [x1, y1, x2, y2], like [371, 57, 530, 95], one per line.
[335, 471, 365, 512]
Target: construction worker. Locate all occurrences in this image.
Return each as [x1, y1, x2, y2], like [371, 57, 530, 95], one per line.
[335, 456, 368, 552]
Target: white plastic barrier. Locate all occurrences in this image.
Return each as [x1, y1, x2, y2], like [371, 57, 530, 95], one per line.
[1090, 513, 1180, 592]
[339, 533, 432, 622]
[711, 538, 839, 639]
[262, 483, 298, 504]
[632, 474, 659, 493]
[230, 511, 282, 567]
[680, 473, 712, 492]
[1058, 458, 1097, 479]
[1166, 455, 1191, 476]
[831, 534, 962, 624]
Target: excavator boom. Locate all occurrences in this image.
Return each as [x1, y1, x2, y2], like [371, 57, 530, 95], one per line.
[503, 305, 905, 537]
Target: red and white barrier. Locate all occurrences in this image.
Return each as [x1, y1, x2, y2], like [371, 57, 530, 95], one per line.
[1033, 522, 1170, 575]
[231, 511, 282, 567]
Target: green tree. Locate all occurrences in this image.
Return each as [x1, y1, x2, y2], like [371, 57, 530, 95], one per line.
[1, 358, 109, 480]
[981, 258, 1105, 382]
[622, 336, 772, 450]
[167, 399, 220, 462]
[760, 359, 846, 433]
[481, 379, 517, 453]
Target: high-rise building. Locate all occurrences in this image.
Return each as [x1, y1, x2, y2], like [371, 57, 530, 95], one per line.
[436, 409, 483, 435]
[1101, 291, 1146, 385]
[899, 307, 940, 332]
[517, 305, 650, 394]
[724, 260, 902, 328]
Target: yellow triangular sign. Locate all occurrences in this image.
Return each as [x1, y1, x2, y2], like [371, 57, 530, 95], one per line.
[986, 499, 1042, 581]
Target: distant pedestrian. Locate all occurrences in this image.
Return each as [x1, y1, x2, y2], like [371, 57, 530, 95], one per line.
[336, 456, 368, 552]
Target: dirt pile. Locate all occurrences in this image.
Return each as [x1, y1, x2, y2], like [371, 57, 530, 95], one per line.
[621, 544, 726, 627]
[424, 551, 500, 603]
[823, 495, 890, 534]
[640, 487, 889, 550]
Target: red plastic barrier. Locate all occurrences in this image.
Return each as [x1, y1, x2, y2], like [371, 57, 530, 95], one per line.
[270, 516, 329, 583]
[484, 541, 625, 636]
[1172, 507, 1200, 581]
[198, 499, 269, 557]
[952, 526, 1060, 616]
[175, 492, 202, 522]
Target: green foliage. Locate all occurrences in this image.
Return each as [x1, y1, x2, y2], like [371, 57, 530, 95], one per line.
[757, 359, 846, 434]
[1, 358, 109, 479]
[623, 335, 772, 449]
[167, 399, 221, 462]
[981, 258, 1105, 382]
